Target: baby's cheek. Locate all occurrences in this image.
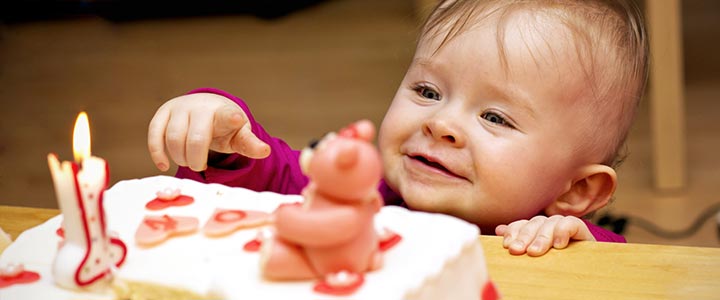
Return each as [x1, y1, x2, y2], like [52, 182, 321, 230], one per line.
[468, 184, 540, 226]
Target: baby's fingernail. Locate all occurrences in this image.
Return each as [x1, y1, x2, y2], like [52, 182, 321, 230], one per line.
[529, 243, 541, 253]
[157, 163, 167, 171]
[553, 238, 562, 248]
[510, 240, 524, 250]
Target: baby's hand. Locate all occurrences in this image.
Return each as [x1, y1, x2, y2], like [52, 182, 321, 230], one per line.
[495, 215, 595, 257]
[148, 93, 270, 172]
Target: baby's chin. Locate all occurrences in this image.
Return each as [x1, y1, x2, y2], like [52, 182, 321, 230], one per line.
[401, 190, 499, 232]
[402, 189, 466, 216]
[385, 171, 489, 224]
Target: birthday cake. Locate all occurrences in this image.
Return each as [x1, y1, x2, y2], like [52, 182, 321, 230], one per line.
[0, 176, 495, 299]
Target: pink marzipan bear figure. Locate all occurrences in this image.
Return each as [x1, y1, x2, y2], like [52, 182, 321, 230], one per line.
[260, 120, 384, 288]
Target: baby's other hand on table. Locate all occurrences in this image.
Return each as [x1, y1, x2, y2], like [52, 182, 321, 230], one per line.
[495, 215, 595, 257]
[148, 93, 270, 172]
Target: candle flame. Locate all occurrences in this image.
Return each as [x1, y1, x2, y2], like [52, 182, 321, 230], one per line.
[73, 112, 91, 162]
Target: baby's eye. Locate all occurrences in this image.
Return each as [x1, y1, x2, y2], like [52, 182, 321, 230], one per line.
[414, 85, 441, 101]
[481, 112, 512, 127]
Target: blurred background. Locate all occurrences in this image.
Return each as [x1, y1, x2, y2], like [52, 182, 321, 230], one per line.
[0, 0, 718, 247]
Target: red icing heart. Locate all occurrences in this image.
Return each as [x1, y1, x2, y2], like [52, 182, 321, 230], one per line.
[243, 238, 262, 252]
[145, 195, 194, 211]
[481, 280, 500, 300]
[378, 230, 402, 252]
[56, 227, 64, 238]
[135, 215, 199, 247]
[313, 273, 365, 296]
[0, 271, 41, 288]
[204, 209, 271, 237]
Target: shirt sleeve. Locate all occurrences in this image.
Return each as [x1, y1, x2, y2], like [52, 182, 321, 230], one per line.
[583, 219, 626, 243]
[174, 87, 309, 195]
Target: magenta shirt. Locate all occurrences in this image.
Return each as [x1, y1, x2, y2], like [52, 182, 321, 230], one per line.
[176, 87, 625, 243]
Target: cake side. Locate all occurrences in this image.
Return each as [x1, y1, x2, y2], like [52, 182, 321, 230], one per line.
[407, 241, 488, 300]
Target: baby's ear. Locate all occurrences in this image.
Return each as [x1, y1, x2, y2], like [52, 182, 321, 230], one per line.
[544, 164, 617, 217]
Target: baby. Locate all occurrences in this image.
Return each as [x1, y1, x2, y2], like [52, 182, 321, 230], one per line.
[147, 0, 648, 256]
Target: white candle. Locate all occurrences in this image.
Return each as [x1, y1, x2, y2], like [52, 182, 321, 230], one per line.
[47, 112, 126, 290]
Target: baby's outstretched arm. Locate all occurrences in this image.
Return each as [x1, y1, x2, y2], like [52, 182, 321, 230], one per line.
[495, 215, 595, 257]
[148, 93, 270, 172]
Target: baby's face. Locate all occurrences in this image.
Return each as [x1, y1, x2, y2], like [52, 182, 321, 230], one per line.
[378, 15, 604, 230]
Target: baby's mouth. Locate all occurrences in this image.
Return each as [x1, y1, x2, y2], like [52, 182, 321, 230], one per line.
[413, 155, 448, 171]
[409, 155, 463, 179]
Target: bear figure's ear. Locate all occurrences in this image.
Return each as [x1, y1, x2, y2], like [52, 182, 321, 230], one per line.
[338, 119, 376, 142]
[351, 119, 375, 142]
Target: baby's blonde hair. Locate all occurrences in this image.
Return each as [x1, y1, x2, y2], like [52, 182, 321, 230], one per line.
[420, 0, 648, 167]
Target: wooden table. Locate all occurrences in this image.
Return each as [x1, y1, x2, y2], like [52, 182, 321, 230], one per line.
[2, 205, 719, 300]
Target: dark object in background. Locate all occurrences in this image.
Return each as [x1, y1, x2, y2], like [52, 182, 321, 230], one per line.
[596, 202, 720, 241]
[1, 0, 330, 23]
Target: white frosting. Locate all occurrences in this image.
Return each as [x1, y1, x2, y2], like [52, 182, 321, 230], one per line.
[0, 176, 489, 299]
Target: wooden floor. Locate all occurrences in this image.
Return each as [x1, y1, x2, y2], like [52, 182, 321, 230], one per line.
[1, 0, 718, 247]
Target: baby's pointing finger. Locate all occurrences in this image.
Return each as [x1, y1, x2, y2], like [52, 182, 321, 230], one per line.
[230, 124, 271, 159]
[214, 104, 247, 135]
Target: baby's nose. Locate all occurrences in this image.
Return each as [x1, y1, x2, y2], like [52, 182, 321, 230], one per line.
[423, 118, 465, 147]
